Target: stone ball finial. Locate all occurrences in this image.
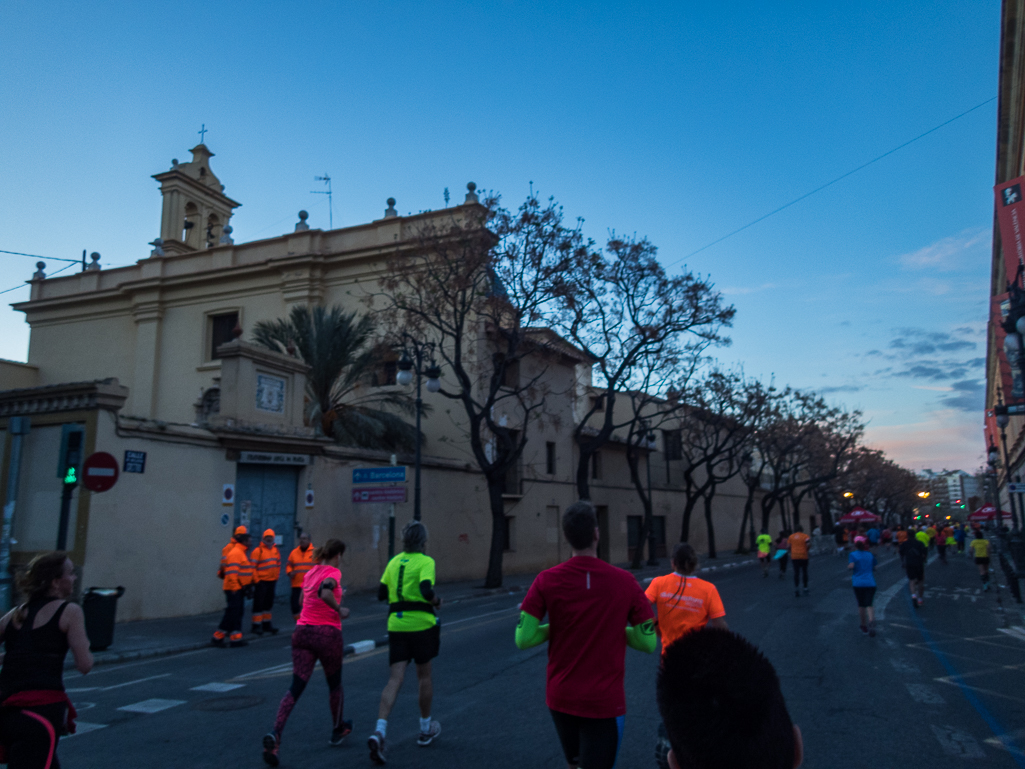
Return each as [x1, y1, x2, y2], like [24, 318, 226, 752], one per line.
[387, 197, 396, 206]
[171, 158, 178, 167]
[299, 210, 308, 221]
[294, 210, 310, 232]
[464, 182, 479, 204]
[149, 238, 165, 257]
[85, 252, 101, 271]
[384, 198, 398, 218]
[219, 225, 234, 245]
[467, 182, 476, 192]
[32, 262, 46, 280]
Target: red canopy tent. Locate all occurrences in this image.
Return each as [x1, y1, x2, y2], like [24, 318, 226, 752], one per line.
[967, 504, 1013, 522]
[837, 506, 881, 524]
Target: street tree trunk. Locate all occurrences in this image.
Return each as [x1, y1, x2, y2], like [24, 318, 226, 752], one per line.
[703, 494, 717, 558]
[484, 478, 507, 588]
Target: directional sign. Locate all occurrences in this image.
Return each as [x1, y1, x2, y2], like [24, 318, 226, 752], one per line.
[82, 452, 119, 492]
[352, 467, 406, 484]
[1009, 483, 1025, 493]
[352, 487, 408, 504]
[123, 450, 146, 473]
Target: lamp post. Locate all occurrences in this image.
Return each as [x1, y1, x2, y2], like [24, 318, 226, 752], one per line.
[987, 441, 1000, 508]
[396, 342, 441, 522]
[994, 404, 1021, 532]
[640, 421, 658, 566]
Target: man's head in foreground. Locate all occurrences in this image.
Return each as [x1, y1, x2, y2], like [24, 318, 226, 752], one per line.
[657, 627, 802, 769]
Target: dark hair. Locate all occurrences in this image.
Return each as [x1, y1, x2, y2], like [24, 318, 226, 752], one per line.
[794, 524, 803, 533]
[18, 551, 70, 602]
[402, 521, 428, 552]
[975, 530, 984, 539]
[671, 542, 698, 574]
[313, 539, 345, 562]
[855, 538, 868, 551]
[658, 628, 795, 769]
[562, 501, 598, 550]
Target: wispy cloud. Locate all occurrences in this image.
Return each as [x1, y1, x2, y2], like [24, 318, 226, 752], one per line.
[819, 384, 864, 394]
[896, 228, 989, 271]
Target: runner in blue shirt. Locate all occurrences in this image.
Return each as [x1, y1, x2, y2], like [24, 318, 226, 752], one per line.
[847, 536, 877, 637]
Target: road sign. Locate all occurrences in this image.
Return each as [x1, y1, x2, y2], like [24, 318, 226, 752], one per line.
[82, 452, 119, 492]
[352, 487, 408, 504]
[123, 450, 146, 473]
[353, 467, 406, 484]
[304, 488, 315, 508]
[1009, 482, 1025, 493]
[222, 484, 235, 506]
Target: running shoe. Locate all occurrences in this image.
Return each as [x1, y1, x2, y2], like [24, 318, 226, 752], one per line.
[368, 731, 387, 764]
[860, 625, 868, 634]
[210, 637, 227, 648]
[263, 624, 280, 635]
[262, 732, 280, 767]
[916, 597, 924, 607]
[329, 719, 353, 746]
[417, 720, 441, 747]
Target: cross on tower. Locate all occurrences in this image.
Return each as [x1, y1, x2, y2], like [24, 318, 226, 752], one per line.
[198, 124, 208, 143]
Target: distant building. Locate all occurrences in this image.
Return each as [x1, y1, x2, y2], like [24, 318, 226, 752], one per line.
[920, 469, 975, 517]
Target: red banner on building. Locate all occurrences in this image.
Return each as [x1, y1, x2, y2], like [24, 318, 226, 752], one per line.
[995, 176, 1025, 284]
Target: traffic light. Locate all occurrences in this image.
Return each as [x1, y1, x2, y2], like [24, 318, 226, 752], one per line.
[57, 424, 85, 486]
[935, 502, 941, 507]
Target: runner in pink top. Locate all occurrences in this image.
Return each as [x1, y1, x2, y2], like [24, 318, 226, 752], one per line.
[263, 539, 352, 766]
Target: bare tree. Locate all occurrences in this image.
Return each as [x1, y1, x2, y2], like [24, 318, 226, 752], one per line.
[555, 235, 735, 501]
[374, 192, 582, 587]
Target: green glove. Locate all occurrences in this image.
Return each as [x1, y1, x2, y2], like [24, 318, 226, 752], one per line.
[625, 619, 657, 653]
[515, 611, 550, 649]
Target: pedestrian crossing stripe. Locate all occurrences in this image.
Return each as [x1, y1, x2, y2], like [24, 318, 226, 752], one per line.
[118, 699, 186, 714]
[190, 682, 245, 692]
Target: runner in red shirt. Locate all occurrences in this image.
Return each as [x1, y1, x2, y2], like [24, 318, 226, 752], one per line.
[515, 501, 655, 769]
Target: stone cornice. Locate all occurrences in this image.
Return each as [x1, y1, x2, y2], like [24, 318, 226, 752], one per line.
[0, 378, 129, 417]
[214, 340, 311, 374]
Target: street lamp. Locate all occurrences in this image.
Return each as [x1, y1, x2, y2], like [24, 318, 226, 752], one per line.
[843, 491, 854, 498]
[396, 342, 442, 522]
[917, 491, 930, 499]
[995, 404, 1021, 532]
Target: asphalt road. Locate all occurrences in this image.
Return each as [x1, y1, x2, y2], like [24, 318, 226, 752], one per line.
[58, 549, 1025, 769]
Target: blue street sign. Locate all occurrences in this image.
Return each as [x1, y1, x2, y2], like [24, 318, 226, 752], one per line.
[353, 467, 407, 484]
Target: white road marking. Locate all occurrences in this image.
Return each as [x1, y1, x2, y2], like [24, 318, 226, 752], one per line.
[65, 722, 108, 738]
[233, 662, 294, 681]
[930, 725, 985, 758]
[444, 607, 518, 626]
[890, 658, 921, 675]
[118, 698, 185, 714]
[190, 682, 245, 692]
[875, 581, 908, 621]
[350, 639, 376, 654]
[906, 683, 945, 705]
[65, 687, 99, 693]
[997, 626, 1025, 644]
[984, 728, 1025, 758]
[100, 673, 171, 691]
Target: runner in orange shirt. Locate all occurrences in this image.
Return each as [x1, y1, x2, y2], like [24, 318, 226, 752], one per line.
[644, 543, 727, 653]
[788, 525, 812, 598]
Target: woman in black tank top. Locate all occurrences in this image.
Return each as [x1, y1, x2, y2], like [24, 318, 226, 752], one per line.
[0, 551, 93, 769]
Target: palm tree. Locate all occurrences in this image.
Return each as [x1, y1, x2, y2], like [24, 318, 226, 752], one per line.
[252, 305, 419, 451]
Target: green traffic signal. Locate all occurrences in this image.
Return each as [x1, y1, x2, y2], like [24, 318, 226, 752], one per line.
[935, 502, 941, 507]
[64, 467, 77, 485]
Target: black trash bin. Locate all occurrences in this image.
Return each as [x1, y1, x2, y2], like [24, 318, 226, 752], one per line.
[82, 587, 125, 651]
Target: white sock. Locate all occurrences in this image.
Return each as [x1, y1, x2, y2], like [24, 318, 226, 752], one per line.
[420, 716, 432, 732]
[376, 719, 387, 738]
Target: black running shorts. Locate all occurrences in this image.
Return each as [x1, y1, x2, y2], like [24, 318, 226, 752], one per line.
[853, 586, 876, 607]
[905, 564, 924, 581]
[549, 709, 623, 769]
[975, 557, 990, 566]
[388, 624, 440, 665]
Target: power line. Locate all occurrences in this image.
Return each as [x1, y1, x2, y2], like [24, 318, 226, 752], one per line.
[0, 249, 78, 263]
[669, 96, 998, 267]
[0, 262, 77, 295]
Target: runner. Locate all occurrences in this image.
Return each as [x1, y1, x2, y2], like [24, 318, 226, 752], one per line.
[646, 542, 727, 769]
[953, 523, 966, 555]
[969, 530, 991, 591]
[368, 521, 442, 765]
[915, 525, 931, 551]
[834, 525, 846, 556]
[943, 525, 956, 562]
[515, 501, 655, 769]
[756, 529, 773, 577]
[788, 525, 811, 597]
[847, 536, 878, 636]
[0, 552, 93, 769]
[936, 523, 952, 564]
[901, 526, 928, 607]
[775, 530, 790, 579]
[895, 526, 909, 566]
[263, 539, 351, 767]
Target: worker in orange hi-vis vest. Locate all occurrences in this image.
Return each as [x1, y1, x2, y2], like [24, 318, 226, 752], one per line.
[286, 532, 315, 620]
[251, 529, 282, 635]
[219, 525, 248, 580]
[212, 528, 253, 647]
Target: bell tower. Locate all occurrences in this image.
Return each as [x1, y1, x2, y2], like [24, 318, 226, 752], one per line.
[151, 144, 241, 256]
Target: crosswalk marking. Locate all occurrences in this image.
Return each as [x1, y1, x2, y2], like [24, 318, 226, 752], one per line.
[931, 725, 985, 758]
[118, 698, 186, 714]
[191, 682, 245, 692]
[890, 658, 921, 675]
[65, 722, 108, 738]
[906, 683, 945, 705]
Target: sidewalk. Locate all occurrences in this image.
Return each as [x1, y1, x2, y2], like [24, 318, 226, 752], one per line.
[77, 548, 764, 668]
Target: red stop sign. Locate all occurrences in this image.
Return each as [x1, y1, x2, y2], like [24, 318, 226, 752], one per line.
[82, 452, 119, 492]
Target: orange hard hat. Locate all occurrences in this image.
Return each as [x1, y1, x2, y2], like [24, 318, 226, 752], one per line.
[234, 525, 248, 536]
[263, 529, 275, 538]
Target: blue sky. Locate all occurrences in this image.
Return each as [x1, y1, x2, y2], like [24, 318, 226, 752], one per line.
[0, 1, 997, 471]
